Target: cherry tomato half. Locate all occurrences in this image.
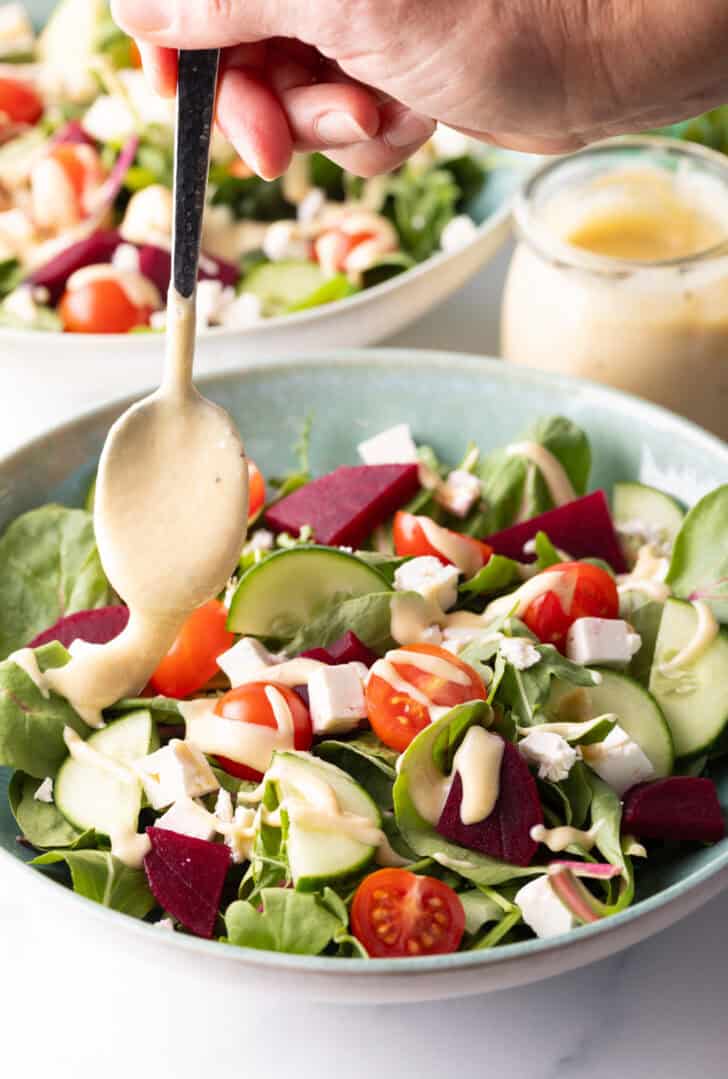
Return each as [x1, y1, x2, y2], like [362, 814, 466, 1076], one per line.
[247, 459, 265, 520]
[213, 682, 313, 781]
[522, 561, 619, 652]
[49, 144, 105, 205]
[366, 643, 487, 752]
[0, 76, 43, 127]
[149, 600, 233, 699]
[59, 278, 155, 334]
[351, 868, 465, 958]
[393, 511, 492, 571]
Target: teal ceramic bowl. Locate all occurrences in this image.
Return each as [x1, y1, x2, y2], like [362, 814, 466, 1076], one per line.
[1, 350, 727, 1002]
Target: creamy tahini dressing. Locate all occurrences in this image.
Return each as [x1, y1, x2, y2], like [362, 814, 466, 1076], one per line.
[410, 725, 504, 827]
[417, 517, 483, 578]
[617, 542, 671, 604]
[8, 647, 50, 697]
[65, 265, 162, 310]
[485, 570, 575, 622]
[530, 821, 603, 853]
[505, 441, 576, 507]
[63, 726, 136, 783]
[658, 600, 719, 673]
[180, 696, 295, 775]
[386, 649, 472, 687]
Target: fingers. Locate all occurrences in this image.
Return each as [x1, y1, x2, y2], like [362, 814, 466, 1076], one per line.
[136, 43, 177, 97]
[216, 67, 293, 180]
[276, 83, 381, 151]
[111, 0, 292, 47]
[323, 101, 435, 178]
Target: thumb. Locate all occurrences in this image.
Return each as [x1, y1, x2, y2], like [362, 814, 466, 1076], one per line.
[110, 0, 299, 47]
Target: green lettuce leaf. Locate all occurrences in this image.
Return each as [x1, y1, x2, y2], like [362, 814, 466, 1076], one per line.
[460, 555, 521, 596]
[32, 849, 156, 918]
[314, 733, 397, 810]
[8, 770, 95, 849]
[496, 645, 601, 726]
[225, 888, 343, 955]
[285, 590, 402, 654]
[666, 485, 728, 622]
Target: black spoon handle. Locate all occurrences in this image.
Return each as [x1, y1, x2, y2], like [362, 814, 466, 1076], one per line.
[171, 49, 220, 299]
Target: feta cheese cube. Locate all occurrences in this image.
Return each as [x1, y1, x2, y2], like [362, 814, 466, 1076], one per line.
[111, 243, 141, 274]
[394, 556, 460, 612]
[214, 788, 234, 824]
[519, 730, 578, 783]
[33, 777, 54, 804]
[566, 618, 642, 667]
[135, 740, 219, 810]
[357, 424, 419, 466]
[307, 662, 368, 735]
[156, 798, 216, 842]
[435, 469, 482, 518]
[499, 636, 541, 671]
[581, 725, 655, 796]
[262, 220, 309, 262]
[219, 291, 263, 330]
[217, 637, 276, 687]
[515, 875, 576, 939]
[440, 214, 478, 252]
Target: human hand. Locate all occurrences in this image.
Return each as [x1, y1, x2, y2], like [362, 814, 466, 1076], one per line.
[112, 0, 728, 179]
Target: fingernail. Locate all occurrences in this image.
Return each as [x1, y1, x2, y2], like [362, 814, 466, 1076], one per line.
[231, 140, 277, 182]
[385, 111, 436, 148]
[111, 0, 171, 34]
[315, 112, 370, 145]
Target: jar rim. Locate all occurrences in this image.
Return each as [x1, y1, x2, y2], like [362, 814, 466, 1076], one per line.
[513, 135, 728, 275]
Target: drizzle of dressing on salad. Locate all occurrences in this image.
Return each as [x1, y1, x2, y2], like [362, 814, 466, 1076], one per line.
[180, 695, 295, 775]
[530, 821, 603, 853]
[62, 726, 135, 783]
[409, 724, 503, 826]
[386, 648, 472, 686]
[65, 264, 162, 310]
[505, 441, 577, 508]
[657, 600, 719, 673]
[617, 543, 671, 604]
[484, 569, 575, 622]
[7, 648, 50, 698]
[417, 516, 483, 577]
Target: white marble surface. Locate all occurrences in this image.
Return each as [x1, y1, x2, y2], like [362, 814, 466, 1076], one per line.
[2, 243, 727, 1078]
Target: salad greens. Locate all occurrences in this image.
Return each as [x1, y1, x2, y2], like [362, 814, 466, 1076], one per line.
[666, 486, 728, 622]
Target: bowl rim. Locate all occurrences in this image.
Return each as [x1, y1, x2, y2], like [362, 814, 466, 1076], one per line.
[1, 347, 727, 978]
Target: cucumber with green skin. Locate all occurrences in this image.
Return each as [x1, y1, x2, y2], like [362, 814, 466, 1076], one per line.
[612, 482, 684, 565]
[55, 710, 158, 837]
[243, 261, 353, 316]
[649, 598, 728, 759]
[227, 546, 390, 640]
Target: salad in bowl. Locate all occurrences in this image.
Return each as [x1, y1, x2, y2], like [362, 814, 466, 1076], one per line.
[1, 411, 726, 959]
[0, 0, 492, 334]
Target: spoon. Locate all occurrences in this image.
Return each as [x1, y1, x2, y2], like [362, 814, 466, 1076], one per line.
[53, 50, 250, 718]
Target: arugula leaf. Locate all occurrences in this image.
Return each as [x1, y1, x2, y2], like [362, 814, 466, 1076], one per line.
[469, 907, 522, 950]
[496, 645, 600, 726]
[285, 590, 400, 654]
[385, 165, 460, 262]
[0, 505, 113, 659]
[460, 555, 521, 596]
[314, 734, 397, 810]
[583, 769, 634, 911]
[32, 850, 156, 918]
[225, 889, 343, 955]
[8, 770, 93, 849]
[538, 761, 593, 830]
[0, 642, 91, 778]
[458, 888, 504, 935]
[666, 485, 728, 622]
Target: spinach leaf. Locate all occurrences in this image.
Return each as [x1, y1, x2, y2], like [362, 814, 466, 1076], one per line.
[32, 849, 156, 918]
[285, 590, 399, 654]
[106, 695, 181, 721]
[496, 645, 600, 726]
[432, 700, 493, 774]
[666, 485, 728, 622]
[539, 761, 593, 830]
[0, 505, 113, 659]
[458, 889, 504, 936]
[627, 601, 665, 685]
[0, 642, 91, 778]
[8, 770, 94, 849]
[225, 888, 343, 955]
[460, 555, 521, 596]
[314, 734, 397, 810]
[533, 531, 561, 568]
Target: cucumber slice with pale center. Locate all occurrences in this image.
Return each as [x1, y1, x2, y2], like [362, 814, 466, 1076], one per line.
[612, 482, 684, 565]
[243, 261, 332, 317]
[270, 750, 381, 891]
[649, 598, 728, 759]
[227, 545, 390, 639]
[548, 669, 674, 777]
[55, 710, 158, 837]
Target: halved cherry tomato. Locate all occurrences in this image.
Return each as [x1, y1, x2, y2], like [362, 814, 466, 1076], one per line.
[351, 868, 465, 958]
[313, 228, 376, 273]
[129, 40, 142, 68]
[393, 511, 492, 571]
[522, 561, 619, 651]
[59, 278, 155, 334]
[149, 600, 233, 699]
[213, 682, 313, 781]
[0, 76, 43, 127]
[366, 643, 487, 752]
[48, 144, 105, 206]
[247, 459, 265, 520]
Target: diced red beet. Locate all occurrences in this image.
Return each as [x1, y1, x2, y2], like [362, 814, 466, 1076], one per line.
[622, 777, 725, 844]
[437, 738, 543, 866]
[486, 491, 628, 574]
[265, 464, 420, 548]
[29, 605, 129, 649]
[301, 631, 378, 668]
[51, 120, 95, 148]
[137, 243, 239, 294]
[26, 229, 122, 303]
[144, 827, 231, 939]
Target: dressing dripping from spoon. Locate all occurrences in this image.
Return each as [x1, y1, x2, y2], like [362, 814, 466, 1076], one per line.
[46, 51, 249, 729]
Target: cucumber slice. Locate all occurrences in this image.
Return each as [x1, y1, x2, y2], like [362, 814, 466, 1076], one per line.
[612, 482, 684, 565]
[270, 750, 381, 890]
[227, 546, 390, 639]
[548, 669, 673, 777]
[55, 710, 158, 837]
[242, 261, 333, 317]
[649, 598, 728, 758]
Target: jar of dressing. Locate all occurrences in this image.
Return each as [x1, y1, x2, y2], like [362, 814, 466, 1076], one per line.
[501, 138, 728, 439]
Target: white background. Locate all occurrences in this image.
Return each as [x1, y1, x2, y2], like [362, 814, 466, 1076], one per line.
[1, 246, 727, 1078]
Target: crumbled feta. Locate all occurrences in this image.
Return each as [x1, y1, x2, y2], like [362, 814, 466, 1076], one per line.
[440, 214, 479, 252]
[155, 917, 175, 931]
[519, 730, 578, 782]
[308, 662, 368, 735]
[156, 798, 216, 842]
[297, 187, 326, 224]
[262, 220, 309, 262]
[214, 788, 234, 824]
[394, 555, 460, 612]
[245, 529, 275, 552]
[435, 469, 482, 518]
[195, 279, 234, 328]
[135, 739, 219, 810]
[121, 184, 173, 249]
[218, 291, 263, 329]
[499, 636, 541, 670]
[3, 285, 40, 324]
[111, 242, 141, 274]
[566, 618, 642, 667]
[81, 94, 136, 144]
[33, 777, 54, 804]
[227, 805, 257, 863]
[581, 725, 655, 796]
[216, 637, 276, 687]
[357, 423, 419, 466]
[515, 875, 576, 939]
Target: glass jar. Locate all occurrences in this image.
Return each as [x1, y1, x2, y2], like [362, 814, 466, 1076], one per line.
[501, 138, 728, 439]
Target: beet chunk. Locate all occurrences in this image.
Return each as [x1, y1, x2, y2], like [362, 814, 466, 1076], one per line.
[29, 606, 130, 649]
[144, 827, 231, 939]
[27, 230, 122, 304]
[437, 738, 542, 866]
[622, 777, 725, 844]
[264, 464, 420, 548]
[486, 490, 627, 573]
[301, 630, 378, 668]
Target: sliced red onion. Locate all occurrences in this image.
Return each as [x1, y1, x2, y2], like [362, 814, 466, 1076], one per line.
[85, 134, 139, 217]
[548, 861, 622, 880]
[546, 865, 603, 924]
